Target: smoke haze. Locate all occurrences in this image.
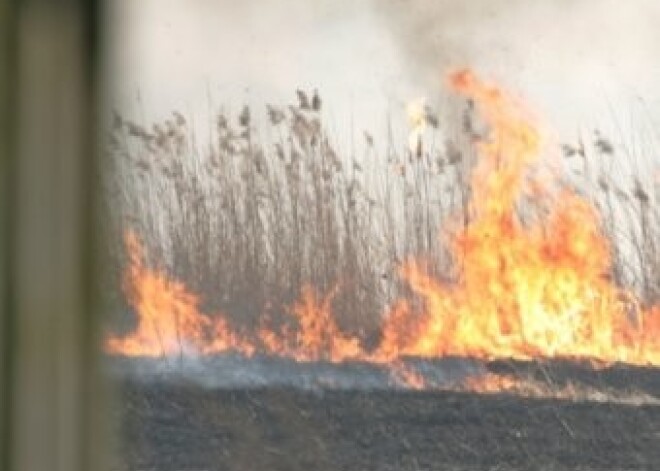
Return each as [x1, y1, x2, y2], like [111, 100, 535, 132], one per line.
[106, 0, 660, 149]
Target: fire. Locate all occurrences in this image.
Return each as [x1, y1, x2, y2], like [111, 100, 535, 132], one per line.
[257, 285, 363, 362]
[388, 361, 427, 390]
[462, 372, 660, 405]
[379, 69, 660, 365]
[105, 231, 254, 357]
[461, 373, 520, 394]
[107, 69, 660, 386]
[108, 231, 365, 361]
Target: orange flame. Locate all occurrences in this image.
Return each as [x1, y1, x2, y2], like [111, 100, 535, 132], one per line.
[462, 372, 660, 405]
[105, 231, 254, 357]
[462, 373, 520, 394]
[257, 285, 363, 362]
[107, 232, 365, 361]
[107, 69, 660, 387]
[380, 69, 660, 365]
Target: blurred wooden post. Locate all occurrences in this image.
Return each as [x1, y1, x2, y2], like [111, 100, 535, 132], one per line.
[0, 1, 15, 469]
[1, 0, 105, 470]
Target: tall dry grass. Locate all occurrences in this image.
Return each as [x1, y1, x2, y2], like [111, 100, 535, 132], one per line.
[101, 92, 660, 341]
[561, 130, 660, 306]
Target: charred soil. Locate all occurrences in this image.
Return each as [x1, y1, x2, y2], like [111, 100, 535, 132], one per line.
[116, 360, 660, 471]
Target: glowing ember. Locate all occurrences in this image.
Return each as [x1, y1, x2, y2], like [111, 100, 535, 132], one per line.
[461, 373, 520, 394]
[107, 69, 660, 390]
[461, 372, 660, 405]
[388, 361, 427, 390]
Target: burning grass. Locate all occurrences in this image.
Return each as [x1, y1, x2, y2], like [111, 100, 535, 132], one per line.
[103, 70, 660, 394]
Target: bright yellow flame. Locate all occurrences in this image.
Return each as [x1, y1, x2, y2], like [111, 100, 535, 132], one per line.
[106, 70, 660, 393]
[379, 69, 660, 365]
[406, 97, 427, 155]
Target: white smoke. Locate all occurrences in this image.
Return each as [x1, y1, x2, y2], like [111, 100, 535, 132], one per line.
[106, 0, 660, 154]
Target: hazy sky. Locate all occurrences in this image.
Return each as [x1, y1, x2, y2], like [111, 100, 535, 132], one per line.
[106, 0, 660, 159]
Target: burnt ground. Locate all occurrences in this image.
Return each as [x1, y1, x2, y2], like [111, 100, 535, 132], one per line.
[114, 359, 660, 471]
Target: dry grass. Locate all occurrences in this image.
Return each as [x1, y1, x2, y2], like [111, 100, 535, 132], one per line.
[560, 130, 660, 306]
[101, 92, 660, 339]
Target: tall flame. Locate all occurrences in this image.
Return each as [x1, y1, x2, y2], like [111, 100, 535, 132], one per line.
[380, 69, 660, 365]
[107, 69, 660, 373]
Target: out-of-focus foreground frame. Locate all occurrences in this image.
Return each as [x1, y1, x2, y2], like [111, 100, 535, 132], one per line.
[1, 1, 106, 470]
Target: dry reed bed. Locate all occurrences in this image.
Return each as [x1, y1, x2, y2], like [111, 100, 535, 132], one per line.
[101, 92, 660, 340]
